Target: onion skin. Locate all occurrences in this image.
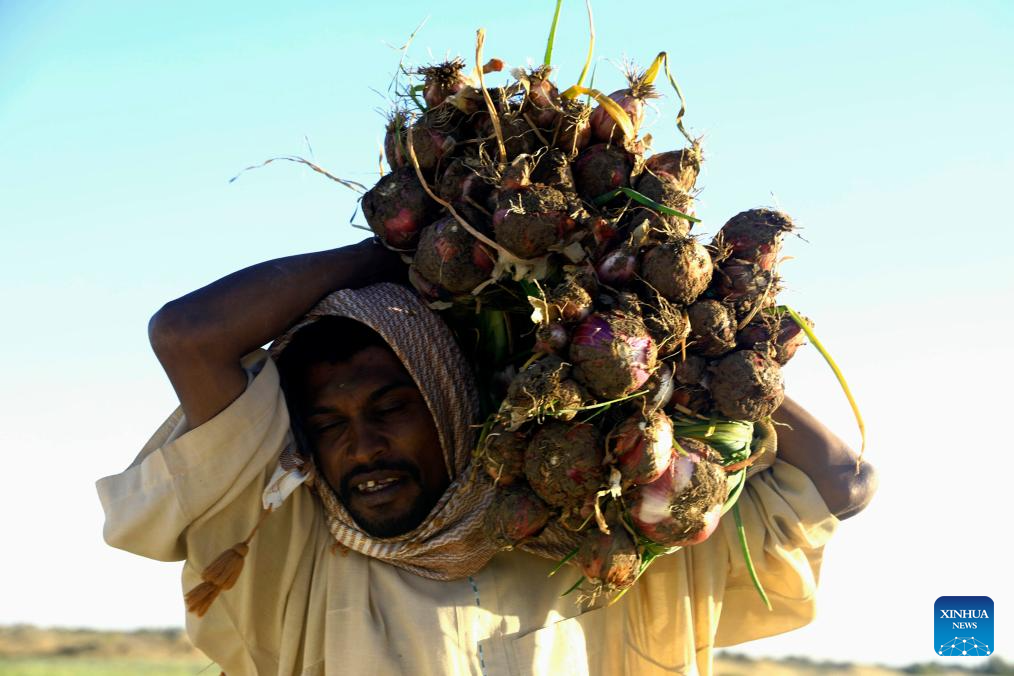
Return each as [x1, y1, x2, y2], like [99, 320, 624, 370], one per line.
[483, 485, 552, 549]
[644, 146, 702, 192]
[643, 362, 675, 413]
[612, 410, 675, 487]
[569, 311, 658, 400]
[714, 209, 794, 271]
[589, 88, 645, 143]
[737, 314, 811, 365]
[627, 439, 727, 547]
[574, 524, 641, 592]
[526, 74, 561, 128]
[534, 323, 570, 355]
[596, 246, 638, 286]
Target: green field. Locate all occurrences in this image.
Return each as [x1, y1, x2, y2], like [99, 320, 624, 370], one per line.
[0, 658, 214, 676]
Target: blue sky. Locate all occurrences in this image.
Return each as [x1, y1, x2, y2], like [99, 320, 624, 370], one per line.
[1, 0, 1012, 667]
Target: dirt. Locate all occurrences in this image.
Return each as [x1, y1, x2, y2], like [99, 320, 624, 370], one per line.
[687, 299, 738, 357]
[482, 424, 529, 486]
[503, 356, 588, 429]
[572, 143, 633, 202]
[361, 166, 438, 249]
[569, 311, 658, 400]
[640, 238, 713, 305]
[709, 350, 785, 421]
[634, 170, 695, 236]
[411, 217, 492, 295]
[525, 420, 605, 508]
[494, 184, 575, 258]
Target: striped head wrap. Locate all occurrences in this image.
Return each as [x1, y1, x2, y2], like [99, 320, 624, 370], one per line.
[266, 283, 578, 580]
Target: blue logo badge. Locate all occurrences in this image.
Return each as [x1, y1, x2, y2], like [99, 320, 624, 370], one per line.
[935, 596, 994, 656]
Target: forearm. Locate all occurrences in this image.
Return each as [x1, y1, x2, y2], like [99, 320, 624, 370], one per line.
[771, 396, 878, 520]
[149, 238, 402, 428]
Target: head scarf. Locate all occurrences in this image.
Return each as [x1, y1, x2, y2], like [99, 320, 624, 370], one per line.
[267, 283, 577, 580]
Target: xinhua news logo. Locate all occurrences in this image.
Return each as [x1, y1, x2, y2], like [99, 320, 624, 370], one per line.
[935, 596, 994, 657]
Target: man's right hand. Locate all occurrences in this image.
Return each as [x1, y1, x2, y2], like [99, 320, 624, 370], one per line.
[147, 238, 403, 431]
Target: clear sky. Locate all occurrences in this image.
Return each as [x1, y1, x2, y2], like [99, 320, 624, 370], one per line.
[1, 0, 1012, 668]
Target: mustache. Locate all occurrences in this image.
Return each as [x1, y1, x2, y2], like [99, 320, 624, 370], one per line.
[340, 458, 422, 497]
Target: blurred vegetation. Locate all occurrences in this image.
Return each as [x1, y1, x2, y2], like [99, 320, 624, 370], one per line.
[2, 627, 1011, 675]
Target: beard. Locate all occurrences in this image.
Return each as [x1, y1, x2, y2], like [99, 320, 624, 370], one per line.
[337, 458, 436, 538]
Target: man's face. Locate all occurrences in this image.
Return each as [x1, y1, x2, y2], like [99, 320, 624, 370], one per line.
[297, 346, 448, 537]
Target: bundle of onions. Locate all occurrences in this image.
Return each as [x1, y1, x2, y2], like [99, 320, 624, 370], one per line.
[271, 3, 863, 607]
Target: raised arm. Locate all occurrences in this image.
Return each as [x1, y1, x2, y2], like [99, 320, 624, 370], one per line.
[771, 396, 878, 520]
[148, 238, 403, 431]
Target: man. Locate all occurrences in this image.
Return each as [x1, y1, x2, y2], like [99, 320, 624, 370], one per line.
[97, 238, 877, 675]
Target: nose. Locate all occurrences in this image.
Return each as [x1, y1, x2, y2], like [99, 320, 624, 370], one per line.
[346, 420, 388, 466]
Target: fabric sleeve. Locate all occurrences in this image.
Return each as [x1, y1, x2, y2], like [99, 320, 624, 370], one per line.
[713, 458, 840, 646]
[96, 349, 290, 562]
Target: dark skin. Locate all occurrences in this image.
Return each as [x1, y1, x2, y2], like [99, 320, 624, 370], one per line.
[149, 238, 877, 528]
[297, 348, 448, 536]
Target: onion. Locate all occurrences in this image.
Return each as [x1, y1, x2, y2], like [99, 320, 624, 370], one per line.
[713, 208, 794, 271]
[525, 68, 561, 128]
[627, 438, 727, 547]
[643, 362, 675, 413]
[589, 88, 646, 143]
[525, 421, 604, 508]
[686, 299, 737, 357]
[411, 217, 493, 295]
[709, 350, 785, 422]
[669, 385, 714, 416]
[408, 119, 456, 173]
[640, 238, 713, 305]
[530, 149, 575, 192]
[642, 299, 691, 358]
[493, 185, 577, 258]
[419, 59, 470, 109]
[503, 356, 588, 429]
[573, 524, 641, 592]
[482, 424, 529, 486]
[634, 170, 695, 236]
[595, 246, 638, 286]
[483, 484, 552, 549]
[569, 311, 658, 399]
[673, 354, 707, 386]
[611, 410, 674, 486]
[737, 314, 812, 365]
[553, 98, 592, 156]
[545, 277, 593, 323]
[361, 167, 438, 249]
[383, 111, 409, 171]
[572, 143, 633, 203]
[534, 323, 569, 355]
[644, 144, 702, 192]
[437, 158, 491, 208]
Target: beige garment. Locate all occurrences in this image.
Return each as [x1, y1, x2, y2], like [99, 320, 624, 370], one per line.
[97, 351, 839, 676]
